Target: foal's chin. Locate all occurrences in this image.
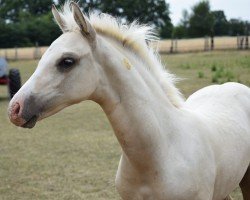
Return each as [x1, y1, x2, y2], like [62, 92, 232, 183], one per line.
[21, 115, 39, 129]
[22, 103, 70, 129]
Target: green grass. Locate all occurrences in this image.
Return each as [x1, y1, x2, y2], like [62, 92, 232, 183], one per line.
[0, 51, 249, 199]
[163, 51, 250, 98]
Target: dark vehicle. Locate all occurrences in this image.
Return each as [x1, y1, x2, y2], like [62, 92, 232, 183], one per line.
[0, 57, 21, 98]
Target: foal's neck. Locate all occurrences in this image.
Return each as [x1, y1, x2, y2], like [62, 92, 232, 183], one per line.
[92, 37, 178, 169]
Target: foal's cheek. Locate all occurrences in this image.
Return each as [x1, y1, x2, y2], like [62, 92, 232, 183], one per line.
[64, 68, 89, 96]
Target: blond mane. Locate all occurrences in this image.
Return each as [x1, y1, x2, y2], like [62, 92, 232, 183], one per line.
[57, 1, 184, 107]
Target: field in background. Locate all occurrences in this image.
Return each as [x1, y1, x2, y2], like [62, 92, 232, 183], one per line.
[0, 36, 247, 60]
[0, 51, 250, 199]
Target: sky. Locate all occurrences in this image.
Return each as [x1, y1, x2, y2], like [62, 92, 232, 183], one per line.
[167, 0, 250, 25]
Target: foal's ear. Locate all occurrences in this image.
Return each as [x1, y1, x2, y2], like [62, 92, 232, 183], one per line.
[70, 1, 96, 43]
[52, 4, 67, 32]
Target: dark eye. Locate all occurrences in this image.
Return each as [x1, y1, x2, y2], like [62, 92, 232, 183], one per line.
[58, 57, 76, 71]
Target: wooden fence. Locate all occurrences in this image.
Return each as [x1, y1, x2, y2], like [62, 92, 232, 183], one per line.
[155, 36, 249, 54]
[0, 46, 48, 60]
[0, 36, 249, 60]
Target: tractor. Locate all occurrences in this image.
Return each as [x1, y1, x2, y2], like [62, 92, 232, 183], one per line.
[0, 57, 21, 99]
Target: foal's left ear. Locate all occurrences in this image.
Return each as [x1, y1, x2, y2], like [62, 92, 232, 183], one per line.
[70, 1, 96, 44]
[52, 4, 67, 32]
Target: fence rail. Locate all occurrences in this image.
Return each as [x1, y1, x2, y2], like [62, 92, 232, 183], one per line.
[0, 46, 48, 60]
[0, 36, 249, 60]
[155, 36, 249, 54]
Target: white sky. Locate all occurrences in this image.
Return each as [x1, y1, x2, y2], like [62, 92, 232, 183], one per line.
[168, 0, 250, 25]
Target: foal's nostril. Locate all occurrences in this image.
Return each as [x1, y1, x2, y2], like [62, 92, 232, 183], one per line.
[10, 102, 22, 119]
[8, 101, 26, 127]
[13, 103, 21, 115]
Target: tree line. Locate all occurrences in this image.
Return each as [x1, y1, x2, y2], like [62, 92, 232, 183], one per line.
[173, 1, 250, 39]
[0, 0, 249, 48]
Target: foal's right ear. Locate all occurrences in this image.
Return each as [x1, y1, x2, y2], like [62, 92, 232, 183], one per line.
[70, 1, 96, 44]
[52, 4, 67, 33]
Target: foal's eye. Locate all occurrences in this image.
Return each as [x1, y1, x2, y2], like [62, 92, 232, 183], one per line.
[58, 57, 76, 70]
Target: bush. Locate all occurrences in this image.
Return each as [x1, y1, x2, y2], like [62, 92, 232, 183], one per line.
[211, 66, 235, 83]
[211, 63, 217, 71]
[198, 71, 204, 78]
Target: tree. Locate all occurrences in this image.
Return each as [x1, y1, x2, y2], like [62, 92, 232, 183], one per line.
[0, 20, 12, 48]
[172, 25, 186, 38]
[189, 1, 214, 37]
[77, 0, 173, 38]
[180, 9, 189, 30]
[0, 0, 24, 22]
[24, 0, 54, 16]
[0, 0, 53, 23]
[0, 0, 59, 47]
[0, 0, 173, 48]
[228, 18, 246, 36]
[24, 13, 61, 46]
[211, 10, 228, 36]
[173, 9, 189, 38]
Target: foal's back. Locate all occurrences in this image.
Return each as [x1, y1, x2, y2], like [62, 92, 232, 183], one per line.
[185, 82, 250, 199]
[185, 82, 250, 123]
[185, 82, 250, 146]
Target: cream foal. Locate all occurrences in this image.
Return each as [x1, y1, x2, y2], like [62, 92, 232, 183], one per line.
[8, 2, 250, 200]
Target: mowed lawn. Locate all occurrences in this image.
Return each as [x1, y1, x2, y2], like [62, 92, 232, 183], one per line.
[0, 51, 249, 199]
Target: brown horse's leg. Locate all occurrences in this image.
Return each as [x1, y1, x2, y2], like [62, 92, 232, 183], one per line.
[240, 166, 250, 200]
[224, 195, 233, 200]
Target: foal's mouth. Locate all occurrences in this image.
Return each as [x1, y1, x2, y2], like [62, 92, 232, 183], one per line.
[22, 115, 38, 129]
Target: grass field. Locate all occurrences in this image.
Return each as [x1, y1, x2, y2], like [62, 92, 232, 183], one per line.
[0, 51, 249, 199]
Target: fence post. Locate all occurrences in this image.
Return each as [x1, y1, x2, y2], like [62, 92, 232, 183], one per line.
[210, 35, 214, 51]
[170, 39, 174, 53]
[240, 37, 244, 49]
[174, 39, 178, 53]
[246, 35, 249, 49]
[204, 36, 209, 51]
[237, 35, 244, 50]
[33, 42, 41, 59]
[237, 34, 240, 49]
[245, 26, 249, 49]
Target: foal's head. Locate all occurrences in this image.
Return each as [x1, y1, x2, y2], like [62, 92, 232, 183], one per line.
[8, 2, 100, 128]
